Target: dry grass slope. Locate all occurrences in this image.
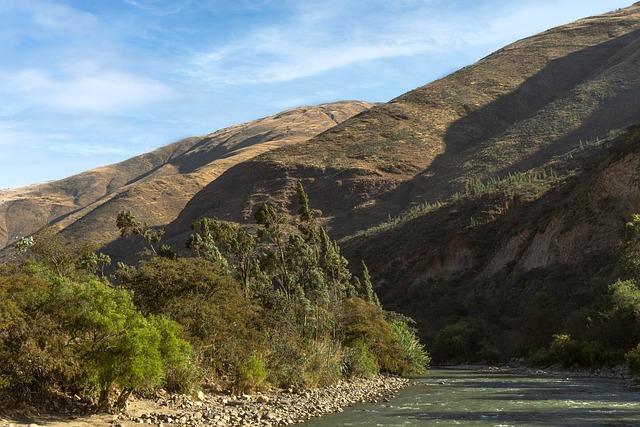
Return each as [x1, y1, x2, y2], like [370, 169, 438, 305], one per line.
[0, 101, 372, 250]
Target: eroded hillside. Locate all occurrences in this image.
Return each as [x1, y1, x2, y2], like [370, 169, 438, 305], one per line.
[342, 124, 640, 359]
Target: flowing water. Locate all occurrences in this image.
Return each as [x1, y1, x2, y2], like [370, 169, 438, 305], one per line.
[304, 368, 640, 426]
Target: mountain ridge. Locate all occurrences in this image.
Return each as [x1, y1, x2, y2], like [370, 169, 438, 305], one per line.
[159, 3, 640, 245]
[0, 101, 372, 249]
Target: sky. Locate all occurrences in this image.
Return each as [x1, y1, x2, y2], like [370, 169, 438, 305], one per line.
[0, 0, 634, 189]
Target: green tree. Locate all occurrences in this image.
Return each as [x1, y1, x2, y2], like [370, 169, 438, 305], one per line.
[616, 213, 640, 281]
[188, 218, 259, 296]
[28, 226, 95, 278]
[116, 211, 166, 255]
[255, 204, 291, 299]
[117, 256, 259, 380]
[355, 261, 380, 306]
[0, 264, 192, 410]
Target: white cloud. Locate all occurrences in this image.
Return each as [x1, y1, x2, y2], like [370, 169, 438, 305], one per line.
[4, 68, 174, 113]
[121, 0, 193, 15]
[184, 0, 634, 88]
[186, 3, 461, 86]
[0, 0, 98, 39]
[47, 142, 137, 156]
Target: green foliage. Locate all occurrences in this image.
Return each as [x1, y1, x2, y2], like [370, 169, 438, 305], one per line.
[616, 214, 640, 281]
[387, 321, 431, 377]
[610, 279, 640, 317]
[117, 256, 259, 382]
[299, 339, 344, 387]
[0, 265, 193, 409]
[625, 344, 640, 376]
[344, 342, 379, 378]
[434, 318, 487, 363]
[529, 334, 611, 369]
[237, 354, 268, 392]
[0, 182, 431, 410]
[355, 261, 380, 306]
[116, 210, 166, 255]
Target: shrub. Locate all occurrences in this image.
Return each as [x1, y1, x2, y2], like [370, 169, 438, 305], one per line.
[344, 341, 379, 378]
[387, 321, 431, 377]
[236, 354, 268, 392]
[300, 339, 343, 387]
[0, 266, 193, 409]
[625, 344, 640, 376]
[265, 338, 305, 389]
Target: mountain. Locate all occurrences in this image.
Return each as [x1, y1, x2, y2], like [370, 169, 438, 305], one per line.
[0, 101, 372, 250]
[3, 3, 640, 361]
[341, 124, 640, 358]
[160, 3, 640, 243]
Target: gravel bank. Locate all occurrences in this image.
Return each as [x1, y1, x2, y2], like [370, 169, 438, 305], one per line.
[1, 376, 410, 427]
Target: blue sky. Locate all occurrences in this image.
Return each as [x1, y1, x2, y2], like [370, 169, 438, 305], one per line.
[0, 0, 633, 189]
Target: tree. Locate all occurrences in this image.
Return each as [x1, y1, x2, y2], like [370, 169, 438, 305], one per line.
[188, 218, 259, 297]
[616, 213, 640, 281]
[255, 204, 291, 298]
[0, 264, 193, 410]
[296, 182, 319, 250]
[186, 218, 227, 265]
[356, 261, 380, 306]
[116, 211, 166, 255]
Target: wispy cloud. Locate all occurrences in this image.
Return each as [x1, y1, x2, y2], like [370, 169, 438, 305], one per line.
[0, 0, 98, 41]
[183, 1, 515, 86]
[121, 0, 193, 15]
[47, 142, 137, 156]
[4, 68, 174, 113]
[0, 0, 633, 188]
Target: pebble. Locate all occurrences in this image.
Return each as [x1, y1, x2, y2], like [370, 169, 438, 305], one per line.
[1, 377, 409, 427]
[129, 376, 409, 427]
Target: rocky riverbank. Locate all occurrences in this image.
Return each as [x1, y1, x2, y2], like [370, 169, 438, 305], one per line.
[449, 362, 636, 383]
[1, 376, 410, 427]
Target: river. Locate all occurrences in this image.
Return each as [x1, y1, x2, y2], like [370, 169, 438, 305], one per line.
[304, 368, 640, 426]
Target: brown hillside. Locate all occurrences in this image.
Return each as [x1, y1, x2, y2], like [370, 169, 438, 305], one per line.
[0, 101, 372, 250]
[340, 124, 640, 355]
[164, 3, 640, 243]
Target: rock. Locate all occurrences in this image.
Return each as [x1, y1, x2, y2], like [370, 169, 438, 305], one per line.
[256, 395, 270, 403]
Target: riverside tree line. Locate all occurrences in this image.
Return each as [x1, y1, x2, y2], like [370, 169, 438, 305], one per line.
[0, 183, 430, 411]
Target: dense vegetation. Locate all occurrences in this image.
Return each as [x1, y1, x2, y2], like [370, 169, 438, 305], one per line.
[0, 183, 429, 411]
[398, 211, 640, 374]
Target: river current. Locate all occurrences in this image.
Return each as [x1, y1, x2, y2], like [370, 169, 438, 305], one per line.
[304, 368, 640, 426]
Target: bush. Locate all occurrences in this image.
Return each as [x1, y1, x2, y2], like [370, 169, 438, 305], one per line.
[0, 265, 194, 409]
[118, 257, 260, 381]
[300, 340, 343, 387]
[236, 354, 268, 392]
[625, 344, 640, 376]
[265, 338, 305, 389]
[386, 321, 431, 377]
[344, 341, 379, 378]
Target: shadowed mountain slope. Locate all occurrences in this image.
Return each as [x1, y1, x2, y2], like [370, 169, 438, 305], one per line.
[340, 123, 640, 356]
[0, 101, 372, 249]
[164, 4, 640, 243]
